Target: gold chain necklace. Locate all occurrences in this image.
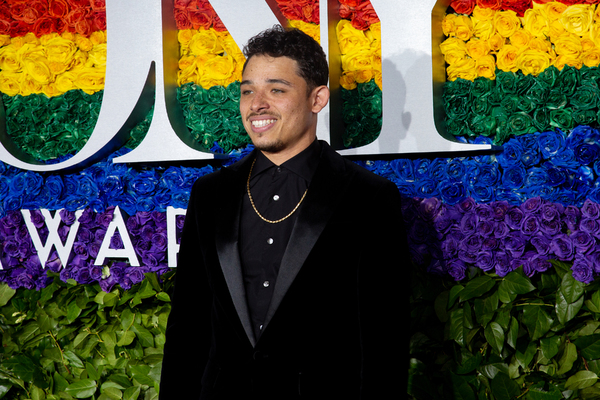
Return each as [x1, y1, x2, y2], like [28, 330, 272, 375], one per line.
[247, 158, 308, 224]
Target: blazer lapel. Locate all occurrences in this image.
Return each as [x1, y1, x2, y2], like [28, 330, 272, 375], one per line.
[215, 155, 257, 347]
[261, 144, 355, 332]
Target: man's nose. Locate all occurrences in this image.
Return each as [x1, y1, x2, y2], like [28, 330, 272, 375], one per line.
[250, 92, 269, 112]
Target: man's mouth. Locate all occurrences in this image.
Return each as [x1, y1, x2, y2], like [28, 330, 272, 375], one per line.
[251, 119, 276, 128]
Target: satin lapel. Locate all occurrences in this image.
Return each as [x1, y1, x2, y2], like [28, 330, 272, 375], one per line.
[261, 145, 355, 332]
[215, 155, 257, 347]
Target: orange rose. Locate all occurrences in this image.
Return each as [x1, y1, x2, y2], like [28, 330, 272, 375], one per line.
[476, 0, 501, 9]
[48, 0, 70, 18]
[450, 0, 476, 15]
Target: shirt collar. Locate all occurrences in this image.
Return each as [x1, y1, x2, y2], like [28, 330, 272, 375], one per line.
[252, 139, 321, 183]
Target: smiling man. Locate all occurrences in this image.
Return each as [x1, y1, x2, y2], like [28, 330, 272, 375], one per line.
[159, 26, 408, 399]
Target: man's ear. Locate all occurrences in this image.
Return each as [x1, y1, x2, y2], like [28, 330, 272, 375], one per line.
[311, 85, 330, 113]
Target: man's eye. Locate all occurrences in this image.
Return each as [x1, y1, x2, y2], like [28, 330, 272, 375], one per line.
[241, 90, 252, 95]
[272, 89, 284, 93]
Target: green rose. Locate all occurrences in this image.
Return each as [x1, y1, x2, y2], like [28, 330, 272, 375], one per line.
[573, 109, 598, 126]
[537, 65, 559, 88]
[549, 108, 575, 131]
[569, 84, 599, 110]
[532, 107, 550, 131]
[469, 114, 496, 137]
[496, 70, 517, 94]
[556, 65, 580, 96]
[507, 112, 535, 136]
[524, 80, 549, 105]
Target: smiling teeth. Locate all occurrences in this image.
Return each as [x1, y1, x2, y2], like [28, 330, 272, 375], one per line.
[251, 119, 275, 128]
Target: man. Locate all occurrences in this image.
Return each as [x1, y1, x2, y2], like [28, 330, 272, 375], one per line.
[159, 26, 407, 399]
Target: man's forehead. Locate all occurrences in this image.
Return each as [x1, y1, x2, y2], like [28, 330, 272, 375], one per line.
[241, 55, 302, 81]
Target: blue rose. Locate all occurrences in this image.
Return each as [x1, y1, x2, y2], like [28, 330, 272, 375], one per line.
[538, 130, 565, 159]
[501, 166, 526, 190]
[439, 180, 467, 205]
[497, 139, 524, 168]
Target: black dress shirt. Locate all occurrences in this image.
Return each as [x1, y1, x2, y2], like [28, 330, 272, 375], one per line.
[240, 140, 321, 338]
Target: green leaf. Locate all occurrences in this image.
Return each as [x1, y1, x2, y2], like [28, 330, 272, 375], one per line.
[565, 371, 598, 390]
[117, 330, 136, 347]
[498, 270, 535, 304]
[540, 336, 561, 361]
[456, 351, 483, 375]
[131, 323, 154, 348]
[576, 334, 600, 360]
[123, 385, 141, 400]
[557, 342, 577, 375]
[460, 276, 496, 302]
[585, 290, 600, 314]
[449, 308, 465, 347]
[449, 285, 465, 308]
[0, 283, 16, 306]
[450, 373, 477, 400]
[65, 379, 97, 399]
[522, 303, 553, 341]
[63, 351, 85, 369]
[515, 341, 537, 369]
[434, 291, 450, 323]
[560, 272, 585, 303]
[490, 372, 520, 400]
[525, 382, 563, 400]
[556, 289, 584, 325]
[506, 317, 519, 350]
[66, 301, 82, 323]
[484, 321, 505, 354]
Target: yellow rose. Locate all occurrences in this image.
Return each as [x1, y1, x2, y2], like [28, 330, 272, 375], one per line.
[20, 75, 43, 96]
[522, 8, 548, 37]
[61, 31, 76, 42]
[516, 49, 552, 75]
[590, 22, 600, 48]
[453, 15, 474, 41]
[42, 82, 65, 97]
[341, 48, 373, 73]
[528, 37, 553, 54]
[374, 70, 382, 90]
[336, 20, 369, 54]
[74, 68, 105, 94]
[547, 19, 566, 38]
[290, 20, 319, 43]
[510, 30, 531, 49]
[177, 61, 198, 86]
[45, 36, 77, 66]
[23, 56, 53, 84]
[22, 32, 39, 45]
[466, 38, 490, 59]
[38, 32, 60, 46]
[199, 54, 236, 88]
[75, 35, 93, 52]
[90, 31, 106, 45]
[354, 68, 374, 84]
[442, 14, 457, 36]
[439, 37, 467, 64]
[68, 50, 89, 73]
[55, 71, 77, 93]
[0, 35, 10, 47]
[543, 2, 567, 21]
[87, 43, 107, 67]
[366, 22, 381, 48]
[560, 4, 593, 36]
[582, 49, 600, 67]
[553, 34, 582, 56]
[188, 29, 223, 56]
[0, 46, 22, 72]
[178, 29, 196, 56]
[219, 34, 244, 65]
[555, 53, 582, 69]
[0, 71, 21, 96]
[446, 57, 477, 81]
[487, 33, 506, 52]
[581, 38, 596, 52]
[496, 44, 519, 72]
[339, 71, 357, 90]
[493, 10, 520, 38]
[473, 18, 495, 40]
[472, 6, 496, 21]
[475, 54, 496, 79]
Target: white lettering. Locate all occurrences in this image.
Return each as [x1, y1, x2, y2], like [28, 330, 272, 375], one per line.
[22, 209, 84, 269]
[166, 206, 187, 268]
[94, 206, 140, 267]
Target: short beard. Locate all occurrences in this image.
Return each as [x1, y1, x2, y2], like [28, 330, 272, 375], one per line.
[254, 139, 284, 154]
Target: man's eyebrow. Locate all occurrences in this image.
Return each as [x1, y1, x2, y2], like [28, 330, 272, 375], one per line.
[240, 78, 293, 86]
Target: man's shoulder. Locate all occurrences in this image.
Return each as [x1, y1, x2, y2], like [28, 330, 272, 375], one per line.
[191, 153, 253, 190]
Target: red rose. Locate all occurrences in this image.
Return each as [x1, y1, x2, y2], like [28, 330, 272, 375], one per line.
[0, 7, 11, 35]
[339, 4, 354, 19]
[174, 8, 193, 30]
[9, 20, 31, 37]
[174, 0, 191, 10]
[90, 0, 105, 11]
[213, 14, 226, 31]
[92, 10, 105, 31]
[501, 0, 533, 17]
[352, 2, 379, 30]
[11, 3, 44, 24]
[33, 16, 58, 36]
[450, 0, 476, 14]
[476, 0, 502, 9]
[48, 0, 70, 18]
[67, 0, 91, 8]
[339, 0, 361, 7]
[188, 9, 213, 30]
[65, 6, 92, 35]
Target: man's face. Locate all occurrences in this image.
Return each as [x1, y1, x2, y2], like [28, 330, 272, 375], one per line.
[240, 55, 328, 163]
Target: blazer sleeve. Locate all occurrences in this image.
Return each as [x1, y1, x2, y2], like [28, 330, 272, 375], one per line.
[159, 179, 212, 399]
[357, 179, 410, 398]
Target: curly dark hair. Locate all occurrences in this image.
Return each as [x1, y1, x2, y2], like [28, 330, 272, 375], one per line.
[242, 25, 329, 92]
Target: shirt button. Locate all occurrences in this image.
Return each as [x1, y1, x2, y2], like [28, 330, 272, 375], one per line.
[273, 194, 280, 201]
[267, 238, 274, 245]
[263, 281, 270, 287]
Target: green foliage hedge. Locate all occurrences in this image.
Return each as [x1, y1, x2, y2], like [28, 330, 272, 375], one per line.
[409, 261, 600, 400]
[0, 271, 174, 400]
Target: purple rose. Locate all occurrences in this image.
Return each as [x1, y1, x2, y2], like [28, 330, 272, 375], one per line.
[457, 197, 476, 214]
[476, 251, 495, 271]
[459, 212, 478, 236]
[504, 232, 527, 258]
[580, 218, 600, 238]
[571, 231, 596, 253]
[521, 214, 540, 236]
[550, 234, 574, 260]
[494, 251, 514, 277]
[521, 197, 543, 214]
[531, 233, 551, 255]
[530, 253, 551, 273]
[505, 207, 525, 230]
[572, 255, 594, 283]
[490, 201, 510, 220]
[582, 199, 600, 219]
[563, 205, 581, 231]
[447, 259, 467, 281]
[493, 221, 511, 239]
[418, 197, 442, 221]
[539, 218, 562, 236]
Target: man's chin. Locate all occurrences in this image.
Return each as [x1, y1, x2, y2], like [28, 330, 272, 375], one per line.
[253, 140, 284, 154]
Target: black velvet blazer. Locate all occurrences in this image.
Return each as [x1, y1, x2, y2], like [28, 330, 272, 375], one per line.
[159, 142, 409, 399]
